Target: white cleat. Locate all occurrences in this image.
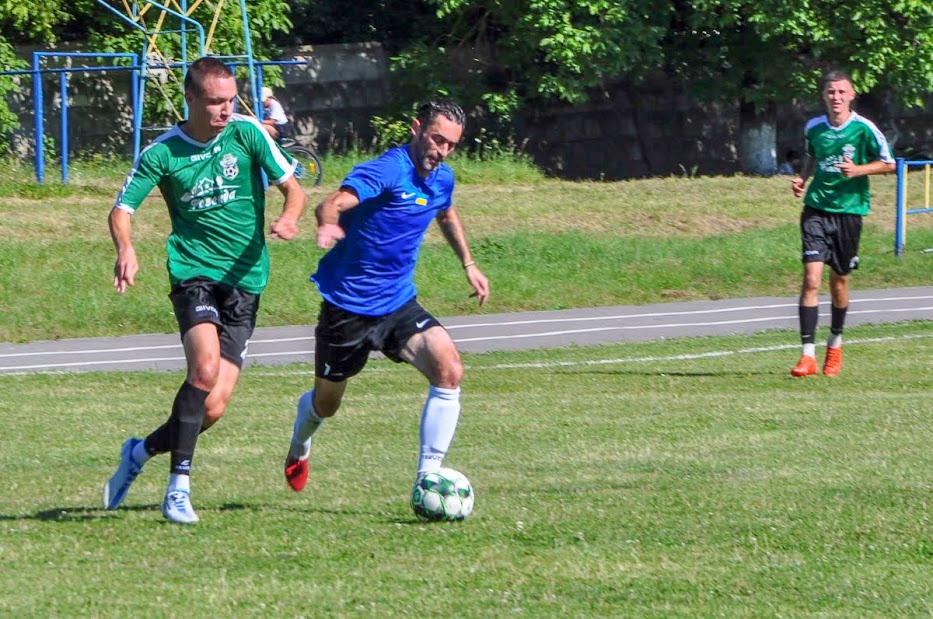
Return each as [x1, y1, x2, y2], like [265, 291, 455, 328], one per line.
[161, 490, 199, 524]
[102, 437, 144, 510]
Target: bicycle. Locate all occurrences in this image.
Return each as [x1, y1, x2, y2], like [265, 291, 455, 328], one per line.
[280, 138, 323, 188]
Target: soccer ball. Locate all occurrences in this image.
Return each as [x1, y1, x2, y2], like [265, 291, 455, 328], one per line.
[410, 467, 474, 521]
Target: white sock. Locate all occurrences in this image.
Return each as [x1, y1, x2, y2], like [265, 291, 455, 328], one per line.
[802, 343, 816, 358]
[131, 441, 152, 467]
[290, 389, 324, 459]
[827, 333, 843, 349]
[167, 473, 190, 494]
[417, 385, 461, 475]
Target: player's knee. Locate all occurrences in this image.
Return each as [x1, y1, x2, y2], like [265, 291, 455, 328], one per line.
[436, 357, 464, 389]
[201, 408, 223, 430]
[188, 362, 220, 392]
[202, 392, 230, 429]
[802, 275, 821, 295]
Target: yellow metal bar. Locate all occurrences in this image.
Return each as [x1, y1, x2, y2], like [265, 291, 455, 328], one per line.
[120, 0, 152, 22]
[185, 0, 207, 15]
[904, 166, 909, 212]
[205, 0, 225, 54]
[926, 164, 931, 209]
[146, 11, 169, 56]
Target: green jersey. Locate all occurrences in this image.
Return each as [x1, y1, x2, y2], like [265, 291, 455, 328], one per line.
[115, 114, 295, 294]
[802, 111, 893, 216]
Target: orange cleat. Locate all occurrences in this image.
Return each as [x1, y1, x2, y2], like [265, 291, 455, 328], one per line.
[791, 355, 818, 377]
[285, 455, 309, 492]
[823, 347, 842, 377]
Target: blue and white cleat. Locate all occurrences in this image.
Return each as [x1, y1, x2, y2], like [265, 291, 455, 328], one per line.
[102, 437, 144, 510]
[161, 490, 199, 524]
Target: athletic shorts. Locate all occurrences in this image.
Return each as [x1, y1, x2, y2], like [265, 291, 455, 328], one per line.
[169, 277, 260, 368]
[314, 297, 442, 380]
[276, 122, 292, 140]
[800, 206, 863, 275]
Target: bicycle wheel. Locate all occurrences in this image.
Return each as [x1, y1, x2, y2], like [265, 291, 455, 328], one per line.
[287, 146, 323, 188]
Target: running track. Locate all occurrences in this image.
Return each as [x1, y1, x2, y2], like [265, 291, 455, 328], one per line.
[1, 287, 930, 374]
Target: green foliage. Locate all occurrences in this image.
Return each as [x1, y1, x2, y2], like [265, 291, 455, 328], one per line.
[376, 0, 933, 148]
[0, 40, 25, 151]
[387, 0, 667, 136]
[0, 0, 294, 144]
[369, 113, 413, 151]
[667, 0, 933, 110]
[0, 0, 68, 45]
[84, 0, 293, 126]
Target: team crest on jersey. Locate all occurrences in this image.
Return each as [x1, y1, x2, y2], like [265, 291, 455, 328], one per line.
[842, 144, 855, 160]
[221, 153, 239, 180]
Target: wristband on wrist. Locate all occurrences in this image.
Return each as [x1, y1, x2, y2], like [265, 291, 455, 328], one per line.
[463, 261, 476, 269]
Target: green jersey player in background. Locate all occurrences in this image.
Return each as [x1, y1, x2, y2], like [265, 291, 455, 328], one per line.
[790, 70, 894, 378]
[102, 57, 307, 523]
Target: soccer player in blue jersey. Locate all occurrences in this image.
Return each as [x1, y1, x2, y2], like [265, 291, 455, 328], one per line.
[283, 99, 490, 493]
[790, 70, 894, 377]
[102, 57, 307, 523]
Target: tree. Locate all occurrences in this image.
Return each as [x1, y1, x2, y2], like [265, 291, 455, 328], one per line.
[0, 0, 69, 152]
[666, 0, 933, 173]
[0, 0, 292, 155]
[381, 1, 933, 170]
[387, 0, 668, 154]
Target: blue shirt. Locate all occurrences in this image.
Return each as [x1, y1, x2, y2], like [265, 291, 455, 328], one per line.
[311, 145, 455, 316]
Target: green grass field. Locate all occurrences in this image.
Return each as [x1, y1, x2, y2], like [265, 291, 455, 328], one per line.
[1, 323, 931, 616]
[1, 159, 932, 616]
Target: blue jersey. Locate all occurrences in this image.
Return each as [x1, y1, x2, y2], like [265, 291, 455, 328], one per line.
[311, 145, 455, 316]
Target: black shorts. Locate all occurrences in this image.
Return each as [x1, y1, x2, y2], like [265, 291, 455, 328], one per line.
[800, 206, 863, 275]
[169, 277, 260, 368]
[276, 122, 292, 140]
[314, 298, 442, 380]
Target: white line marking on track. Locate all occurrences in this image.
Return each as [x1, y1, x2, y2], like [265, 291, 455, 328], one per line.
[445, 296, 933, 330]
[239, 332, 933, 376]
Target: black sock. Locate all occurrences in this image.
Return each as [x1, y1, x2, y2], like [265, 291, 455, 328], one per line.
[830, 305, 848, 335]
[799, 305, 819, 345]
[144, 382, 209, 475]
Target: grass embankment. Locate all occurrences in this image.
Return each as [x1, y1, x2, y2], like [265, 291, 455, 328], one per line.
[1, 157, 930, 343]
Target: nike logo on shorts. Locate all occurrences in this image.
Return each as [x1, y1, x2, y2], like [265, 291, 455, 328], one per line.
[415, 319, 430, 329]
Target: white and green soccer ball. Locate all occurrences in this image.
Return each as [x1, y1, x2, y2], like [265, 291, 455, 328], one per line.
[410, 467, 474, 522]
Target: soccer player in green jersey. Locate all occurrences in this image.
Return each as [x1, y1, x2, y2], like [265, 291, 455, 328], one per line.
[790, 70, 894, 378]
[101, 57, 307, 523]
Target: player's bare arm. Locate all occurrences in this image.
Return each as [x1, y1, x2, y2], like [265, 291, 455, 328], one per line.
[835, 156, 896, 179]
[108, 207, 138, 294]
[270, 176, 307, 240]
[315, 187, 360, 249]
[436, 206, 490, 306]
[792, 155, 816, 198]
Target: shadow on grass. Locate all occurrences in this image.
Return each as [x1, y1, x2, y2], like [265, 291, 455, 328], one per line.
[3, 502, 432, 524]
[0, 504, 159, 522]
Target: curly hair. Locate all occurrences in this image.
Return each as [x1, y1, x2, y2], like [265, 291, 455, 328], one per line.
[415, 99, 466, 129]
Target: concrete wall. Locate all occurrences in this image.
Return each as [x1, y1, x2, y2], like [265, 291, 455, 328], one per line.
[272, 42, 389, 152]
[10, 43, 933, 178]
[520, 75, 933, 180]
[12, 42, 389, 159]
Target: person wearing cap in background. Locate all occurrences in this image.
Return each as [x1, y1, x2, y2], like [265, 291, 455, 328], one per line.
[262, 86, 291, 142]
